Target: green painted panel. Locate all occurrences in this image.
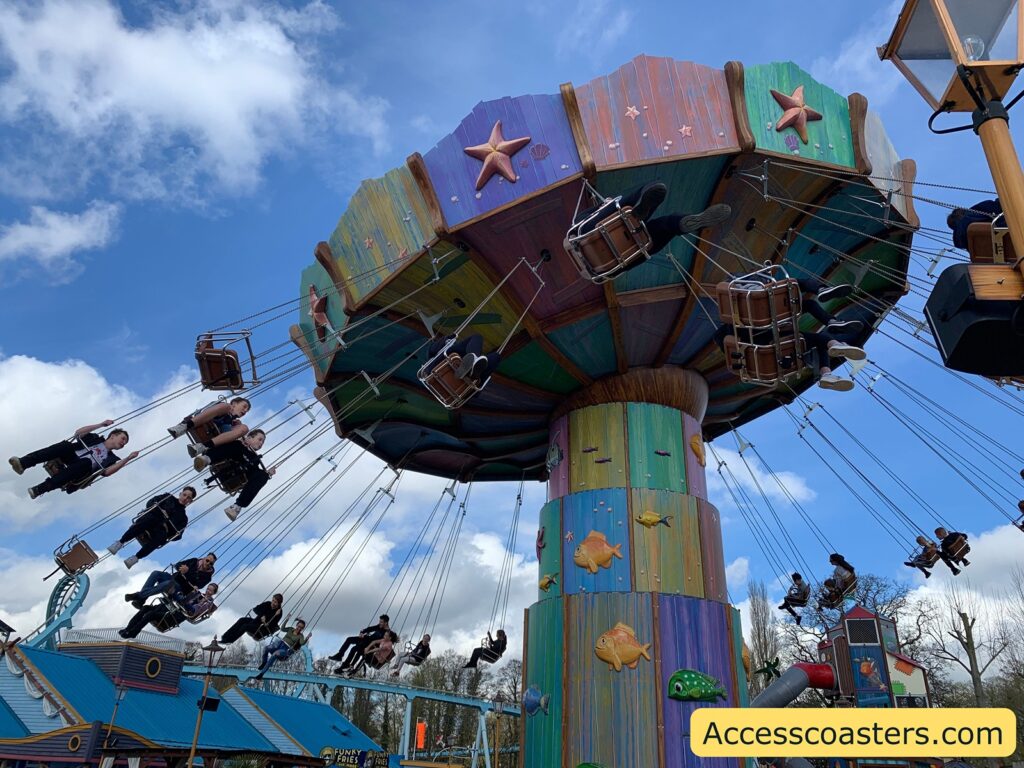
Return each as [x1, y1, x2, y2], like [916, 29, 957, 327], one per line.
[744, 61, 855, 168]
[729, 606, 750, 708]
[298, 262, 347, 380]
[503, 340, 580, 395]
[630, 489, 704, 597]
[627, 403, 687, 492]
[569, 403, 627, 491]
[537, 499, 562, 602]
[525, 598, 564, 766]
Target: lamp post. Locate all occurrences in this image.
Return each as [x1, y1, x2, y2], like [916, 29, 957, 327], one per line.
[879, 0, 1024, 257]
[187, 637, 225, 768]
[492, 692, 506, 768]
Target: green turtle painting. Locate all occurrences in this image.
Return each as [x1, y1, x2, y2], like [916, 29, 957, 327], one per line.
[667, 669, 728, 702]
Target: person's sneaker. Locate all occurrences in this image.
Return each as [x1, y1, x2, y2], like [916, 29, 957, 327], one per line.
[679, 203, 732, 234]
[777, 603, 787, 610]
[225, 504, 241, 521]
[961, 559, 970, 566]
[470, 356, 490, 382]
[817, 284, 854, 303]
[118, 629, 130, 639]
[924, 571, 931, 579]
[167, 422, 189, 439]
[328, 653, 343, 661]
[826, 319, 864, 334]
[193, 455, 212, 472]
[8, 457, 23, 475]
[903, 561, 915, 568]
[187, 442, 207, 458]
[629, 181, 668, 222]
[826, 342, 866, 361]
[107, 541, 124, 555]
[131, 598, 145, 610]
[795, 615, 802, 626]
[27, 487, 38, 500]
[124, 555, 139, 569]
[951, 567, 961, 575]
[456, 353, 480, 380]
[333, 666, 346, 675]
[819, 375, 854, 392]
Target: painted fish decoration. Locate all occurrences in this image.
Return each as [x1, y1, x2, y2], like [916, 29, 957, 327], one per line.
[573, 530, 623, 573]
[667, 669, 728, 702]
[654, 449, 671, 457]
[536, 527, 545, 561]
[582, 446, 598, 453]
[594, 457, 612, 464]
[595, 622, 651, 672]
[522, 685, 550, 716]
[689, 434, 706, 467]
[538, 574, 558, 592]
[635, 510, 672, 528]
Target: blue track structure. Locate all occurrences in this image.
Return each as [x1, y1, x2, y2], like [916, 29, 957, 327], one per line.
[23, 572, 90, 651]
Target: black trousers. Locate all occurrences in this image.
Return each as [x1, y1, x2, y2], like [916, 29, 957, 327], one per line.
[22, 441, 95, 495]
[118, 518, 171, 559]
[222, 616, 264, 644]
[123, 605, 180, 638]
[466, 647, 501, 667]
[206, 442, 269, 508]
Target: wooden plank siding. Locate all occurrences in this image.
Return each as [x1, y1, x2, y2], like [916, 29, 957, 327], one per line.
[626, 403, 686, 492]
[561, 489, 631, 595]
[683, 413, 708, 501]
[547, 415, 570, 501]
[698, 499, 728, 602]
[537, 499, 563, 602]
[523, 597, 565, 768]
[630, 489, 704, 597]
[568, 403, 628, 491]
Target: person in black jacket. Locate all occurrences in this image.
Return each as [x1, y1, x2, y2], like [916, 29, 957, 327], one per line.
[9, 421, 139, 498]
[107, 487, 197, 568]
[125, 553, 217, 609]
[329, 615, 390, 673]
[220, 594, 285, 643]
[193, 429, 275, 521]
[391, 633, 431, 677]
[464, 629, 507, 668]
[935, 527, 971, 575]
[118, 584, 218, 639]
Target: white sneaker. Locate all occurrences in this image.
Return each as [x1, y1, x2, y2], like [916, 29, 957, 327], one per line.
[194, 455, 212, 472]
[819, 374, 855, 392]
[225, 504, 241, 521]
[8, 456, 24, 475]
[167, 422, 189, 439]
[124, 555, 139, 569]
[187, 442, 207, 458]
[826, 342, 866, 361]
[107, 541, 124, 555]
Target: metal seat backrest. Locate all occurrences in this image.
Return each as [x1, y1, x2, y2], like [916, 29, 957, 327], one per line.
[208, 459, 249, 496]
[418, 350, 483, 409]
[195, 339, 244, 391]
[54, 539, 98, 576]
[564, 202, 653, 284]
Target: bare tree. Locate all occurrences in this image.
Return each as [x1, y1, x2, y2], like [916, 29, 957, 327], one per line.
[747, 579, 781, 698]
[924, 580, 1010, 707]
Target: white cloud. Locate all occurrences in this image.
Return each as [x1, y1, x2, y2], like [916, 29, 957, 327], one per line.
[556, 0, 633, 62]
[726, 556, 751, 591]
[810, 0, 905, 105]
[0, 201, 120, 282]
[0, 0, 389, 203]
[707, 446, 816, 513]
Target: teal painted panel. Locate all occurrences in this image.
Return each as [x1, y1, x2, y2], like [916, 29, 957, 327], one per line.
[537, 499, 562, 601]
[525, 598, 564, 767]
[547, 313, 618, 379]
[730, 606, 750, 708]
[298, 261, 347, 380]
[504, 340, 580, 395]
[744, 61, 855, 168]
[627, 402, 686, 492]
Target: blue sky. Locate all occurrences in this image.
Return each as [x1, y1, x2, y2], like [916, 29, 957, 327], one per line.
[0, 0, 1022, 652]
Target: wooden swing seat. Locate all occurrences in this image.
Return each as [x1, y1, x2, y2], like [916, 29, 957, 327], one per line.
[966, 221, 1017, 265]
[248, 625, 275, 641]
[53, 538, 99, 576]
[723, 333, 805, 387]
[205, 459, 249, 496]
[194, 332, 258, 391]
[564, 203, 652, 284]
[715, 276, 802, 328]
[944, 534, 970, 562]
[418, 351, 483, 409]
[820, 576, 857, 610]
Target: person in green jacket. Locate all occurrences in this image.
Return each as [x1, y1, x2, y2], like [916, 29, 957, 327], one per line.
[254, 618, 311, 678]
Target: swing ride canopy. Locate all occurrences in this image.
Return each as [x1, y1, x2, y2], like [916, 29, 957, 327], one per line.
[293, 56, 917, 481]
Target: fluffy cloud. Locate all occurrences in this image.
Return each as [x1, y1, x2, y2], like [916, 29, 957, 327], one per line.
[0, 0, 389, 203]
[556, 0, 633, 62]
[707, 445, 816, 512]
[0, 201, 120, 282]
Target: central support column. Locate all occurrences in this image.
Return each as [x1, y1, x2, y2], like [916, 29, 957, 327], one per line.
[522, 369, 748, 768]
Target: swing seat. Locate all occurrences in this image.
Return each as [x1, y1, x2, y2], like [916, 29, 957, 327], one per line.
[248, 625, 275, 641]
[715, 275, 802, 328]
[944, 535, 970, 562]
[966, 221, 1017, 265]
[417, 351, 484, 410]
[53, 537, 99, 576]
[723, 333, 805, 387]
[185, 401, 232, 447]
[150, 608, 186, 633]
[912, 547, 941, 568]
[564, 202, 653, 284]
[820, 576, 857, 610]
[43, 459, 100, 494]
[195, 332, 258, 392]
[205, 459, 250, 496]
[785, 591, 810, 608]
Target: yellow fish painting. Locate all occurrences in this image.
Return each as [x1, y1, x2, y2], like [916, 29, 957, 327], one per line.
[634, 510, 672, 528]
[539, 574, 558, 592]
[689, 434, 706, 467]
[594, 622, 651, 672]
[572, 530, 623, 573]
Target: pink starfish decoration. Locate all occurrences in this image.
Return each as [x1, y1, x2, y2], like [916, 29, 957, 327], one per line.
[308, 285, 331, 344]
[364, 236, 375, 249]
[463, 120, 531, 191]
[770, 85, 822, 145]
[397, 247, 409, 259]
[565, 531, 574, 543]
[678, 125, 693, 138]
[625, 105, 640, 120]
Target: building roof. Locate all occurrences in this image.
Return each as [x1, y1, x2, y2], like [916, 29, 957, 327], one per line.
[0, 696, 27, 739]
[888, 650, 925, 670]
[237, 685, 382, 756]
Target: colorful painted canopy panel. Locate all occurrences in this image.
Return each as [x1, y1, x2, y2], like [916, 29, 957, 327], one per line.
[294, 54, 914, 481]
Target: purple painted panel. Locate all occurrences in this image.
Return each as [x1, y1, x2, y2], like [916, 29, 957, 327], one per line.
[683, 413, 707, 501]
[699, 499, 727, 602]
[575, 55, 738, 169]
[548, 415, 569, 501]
[620, 300, 684, 367]
[659, 595, 741, 768]
[422, 95, 583, 229]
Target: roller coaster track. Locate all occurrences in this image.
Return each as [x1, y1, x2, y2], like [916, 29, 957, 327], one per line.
[22, 573, 90, 651]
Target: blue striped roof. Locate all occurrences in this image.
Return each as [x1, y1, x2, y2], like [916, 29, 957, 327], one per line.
[0, 695, 28, 738]
[0, 651, 65, 734]
[238, 685, 382, 756]
[17, 647, 276, 752]
[220, 687, 306, 756]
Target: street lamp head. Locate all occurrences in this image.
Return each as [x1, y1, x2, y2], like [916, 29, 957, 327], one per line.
[879, 0, 1024, 111]
[202, 637, 226, 668]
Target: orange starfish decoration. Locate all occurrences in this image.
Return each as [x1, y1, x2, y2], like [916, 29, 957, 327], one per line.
[463, 120, 531, 191]
[770, 85, 822, 144]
